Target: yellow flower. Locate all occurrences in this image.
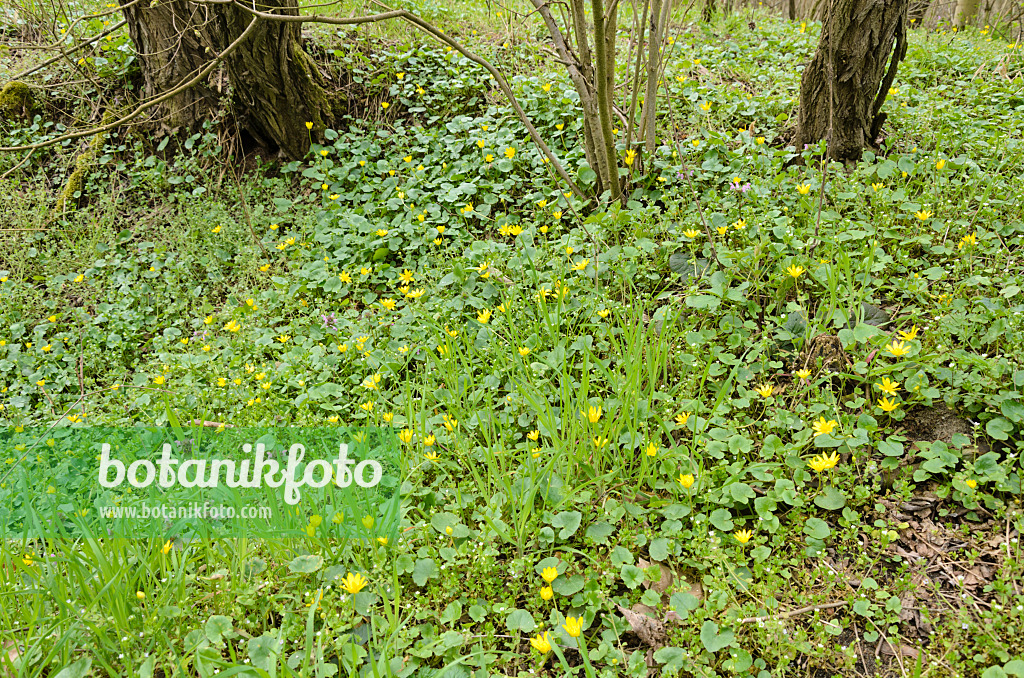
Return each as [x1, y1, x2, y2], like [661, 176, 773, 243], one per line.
[699, 102, 711, 111]
[878, 397, 899, 412]
[885, 340, 910, 358]
[935, 159, 946, 170]
[224, 319, 240, 332]
[808, 451, 840, 473]
[898, 325, 918, 342]
[527, 429, 540, 441]
[598, 309, 610, 318]
[811, 417, 837, 437]
[624, 149, 637, 166]
[305, 121, 313, 130]
[398, 429, 414, 444]
[211, 225, 222, 234]
[269, 223, 279, 230]
[877, 377, 900, 396]
[542, 82, 552, 92]
[794, 368, 811, 380]
[424, 450, 439, 461]
[562, 616, 582, 638]
[340, 572, 368, 595]
[754, 383, 774, 398]
[871, 182, 884, 191]
[423, 434, 436, 447]
[540, 585, 553, 600]
[278, 334, 290, 343]
[552, 211, 562, 220]
[396, 72, 404, 80]
[965, 479, 977, 489]
[360, 401, 374, 412]
[683, 228, 701, 238]
[400, 269, 415, 283]
[504, 147, 515, 159]
[530, 631, 552, 654]
[375, 229, 388, 236]
[675, 412, 691, 427]
[320, 150, 329, 157]
[734, 529, 753, 544]
[136, 591, 146, 600]
[161, 540, 172, 554]
[381, 102, 390, 109]
[403, 155, 412, 163]
[593, 436, 608, 449]
[756, 136, 765, 144]
[339, 271, 352, 283]
[786, 264, 805, 279]
[717, 226, 729, 235]
[915, 210, 933, 221]
[22, 554, 34, 566]
[518, 347, 531, 357]
[416, 86, 425, 95]
[74, 274, 84, 283]
[797, 184, 811, 195]
[477, 309, 492, 324]
[678, 473, 695, 489]
[381, 298, 396, 311]
[585, 405, 602, 423]
[645, 442, 658, 457]
[571, 259, 589, 272]
[733, 219, 747, 230]
[541, 566, 558, 583]
[153, 376, 165, 385]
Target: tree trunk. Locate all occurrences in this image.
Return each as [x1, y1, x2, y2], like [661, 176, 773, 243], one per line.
[794, 0, 908, 162]
[198, 0, 331, 159]
[119, 0, 331, 159]
[118, 0, 219, 131]
[953, 0, 979, 27]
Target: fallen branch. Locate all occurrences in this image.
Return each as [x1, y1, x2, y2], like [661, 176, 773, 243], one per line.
[737, 599, 848, 624]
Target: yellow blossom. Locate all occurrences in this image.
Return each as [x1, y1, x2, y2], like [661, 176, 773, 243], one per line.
[808, 451, 840, 472]
[340, 572, 368, 594]
[477, 309, 492, 324]
[678, 473, 695, 488]
[877, 377, 900, 396]
[797, 184, 811, 195]
[898, 326, 918, 341]
[811, 417, 837, 437]
[915, 210, 933, 221]
[786, 264, 805, 279]
[734, 529, 753, 544]
[754, 383, 774, 398]
[540, 586, 553, 600]
[584, 405, 602, 423]
[518, 347, 531, 357]
[562, 617, 582, 638]
[885, 340, 911, 358]
[541, 566, 558, 583]
[530, 631, 552, 653]
[878, 397, 899, 412]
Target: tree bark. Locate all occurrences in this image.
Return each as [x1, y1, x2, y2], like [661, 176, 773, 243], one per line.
[794, 0, 908, 162]
[953, 0, 979, 27]
[118, 0, 219, 130]
[119, 0, 331, 158]
[198, 0, 331, 159]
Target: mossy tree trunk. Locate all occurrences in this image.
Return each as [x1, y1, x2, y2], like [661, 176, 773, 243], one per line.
[119, 0, 330, 158]
[197, 0, 331, 159]
[794, 0, 908, 162]
[118, 0, 219, 131]
[953, 0, 979, 27]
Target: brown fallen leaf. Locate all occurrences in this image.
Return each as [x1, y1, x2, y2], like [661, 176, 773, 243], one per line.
[637, 558, 674, 595]
[616, 604, 667, 649]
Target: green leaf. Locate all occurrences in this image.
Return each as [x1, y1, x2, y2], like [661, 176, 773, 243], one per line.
[986, 417, 1013, 440]
[552, 574, 584, 596]
[814, 486, 847, 511]
[204, 615, 233, 644]
[1003, 660, 1024, 676]
[585, 521, 614, 544]
[551, 510, 582, 539]
[505, 609, 536, 632]
[649, 537, 670, 561]
[709, 508, 734, 531]
[1001, 400, 1024, 423]
[981, 668, 1008, 678]
[53, 659, 91, 678]
[803, 517, 831, 540]
[620, 564, 645, 589]
[699, 620, 735, 653]
[653, 646, 687, 673]
[669, 592, 700, 618]
[412, 558, 439, 586]
[288, 555, 323, 574]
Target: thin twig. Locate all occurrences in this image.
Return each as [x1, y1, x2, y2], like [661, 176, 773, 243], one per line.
[737, 599, 848, 624]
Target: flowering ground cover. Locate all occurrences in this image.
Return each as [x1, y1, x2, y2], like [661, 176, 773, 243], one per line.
[1, 3, 1023, 676]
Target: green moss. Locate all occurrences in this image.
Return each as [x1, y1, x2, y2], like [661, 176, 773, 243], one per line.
[54, 111, 114, 214]
[0, 81, 34, 121]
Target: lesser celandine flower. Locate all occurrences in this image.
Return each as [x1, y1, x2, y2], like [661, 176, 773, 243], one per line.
[898, 325, 918, 341]
[808, 451, 840, 473]
[675, 412, 691, 427]
[541, 566, 558, 584]
[915, 210, 933, 221]
[518, 347, 531, 357]
[786, 264, 805, 279]
[754, 384, 774, 398]
[423, 435, 436, 447]
[562, 617, 582, 637]
[811, 417, 837, 437]
[796, 183, 811, 195]
[965, 479, 977, 489]
[885, 340, 910, 357]
[530, 631, 552, 653]
[593, 436, 608, 449]
[585, 405, 602, 423]
[340, 572, 368, 595]
[683, 228, 701, 238]
[878, 397, 899, 412]
[871, 182, 884, 191]
[734, 529, 753, 544]
[678, 473, 695, 488]
[136, 591, 146, 600]
[540, 586, 553, 600]
[527, 430, 540, 441]
[794, 368, 811, 380]
[477, 309, 492, 324]
[645, 442, 658, 457]
[877, 377, 900, 396]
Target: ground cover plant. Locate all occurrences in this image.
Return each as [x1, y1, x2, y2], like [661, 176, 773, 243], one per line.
[1, 0, 1023, 676]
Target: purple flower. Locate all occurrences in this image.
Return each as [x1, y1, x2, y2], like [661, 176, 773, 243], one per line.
[321, 313, 337, 330]
[729, 182, 752, 193]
